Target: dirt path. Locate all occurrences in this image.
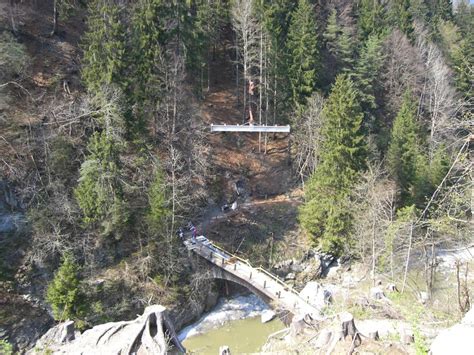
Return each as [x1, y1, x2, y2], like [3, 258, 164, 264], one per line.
[193, 44, 301, 256]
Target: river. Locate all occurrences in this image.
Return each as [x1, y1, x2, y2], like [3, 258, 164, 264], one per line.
[178, 294, 285, 354]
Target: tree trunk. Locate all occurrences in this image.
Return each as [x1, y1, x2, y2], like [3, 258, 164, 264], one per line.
[9, 0, 18, 35]
[258, 23, 263, 152]
[368, 331, 379, 340]
[51, 0, 59, 36]
[402, 222, 414, 293]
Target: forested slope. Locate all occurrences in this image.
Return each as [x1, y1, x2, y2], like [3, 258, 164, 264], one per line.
[0, 0, 472, 353]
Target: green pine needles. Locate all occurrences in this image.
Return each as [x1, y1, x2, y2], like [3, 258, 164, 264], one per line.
[299, 75, 366, 255]
[287, 0, 318, 108]
[74, 131, 128, 233]
[46, 254, 82, 321]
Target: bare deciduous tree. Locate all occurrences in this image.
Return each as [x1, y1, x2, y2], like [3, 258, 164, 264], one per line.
[231, 0, 260, 122]
[414, 23, 464, 156]
[293, 93, 325, 185]
[352, 163, 397, 284]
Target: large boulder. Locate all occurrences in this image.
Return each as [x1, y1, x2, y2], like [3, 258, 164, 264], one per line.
[33, 320, 75, 350]
[32, 305, 185, 355]
[261, 310, 276, 323]
[430, 308, 474, 355]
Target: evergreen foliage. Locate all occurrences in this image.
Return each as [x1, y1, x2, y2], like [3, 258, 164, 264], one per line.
[74, 131, 127, 232]
[390, 0, 415, 39]
[128, 0, 168, 130]
[352, 34, 385, 133]
[357, 0, 387, 38]
[46, 254, 82, 321]
[0, 32, 29, 79]
[261, 0, 295, 120]
[81, 1, 128, 94]
[130, 0, 167, 103]
[286, 0, 318, 108]
[148, 166, 170, 233]
[0, 340, 13, 355]
[299, 75, 365, 255]
[387, 92, 424, 206]
[323, 10, 355, 77]
[451, 32, 474, 97]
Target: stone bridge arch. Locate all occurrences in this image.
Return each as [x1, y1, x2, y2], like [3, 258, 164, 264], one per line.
[206, 264, 273, 305]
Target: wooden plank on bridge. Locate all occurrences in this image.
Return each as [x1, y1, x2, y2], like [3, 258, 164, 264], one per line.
[210, 124, 291, 133]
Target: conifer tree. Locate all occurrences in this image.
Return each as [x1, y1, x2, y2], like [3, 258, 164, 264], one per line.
[81, 1, 128, 94]
[148, 166, 170, 233]
[299, 75, 365, 254]
[323, 10, 354, 77]
[451, 34, 474, 97]
[337, 28, 355, 73]
[324, 10, 339, 57]
[261, 0, 295, 120]
[357, 0, 387, 39]
[46, 254, 82, 321]
[74, 131, 127, 231]
[387, 92, 423, 206]
[433, 0, 453, 21]
[131, 0, 167, 99]
[129, 0, 168, 130]
[389, 0, 414, 39]
[352, 34, 385, 130]
[286, 0, 318, 107]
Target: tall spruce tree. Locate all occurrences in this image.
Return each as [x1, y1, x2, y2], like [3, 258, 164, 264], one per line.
[323, 10, 355, 78]
[352, 34, 385, 132]
[74, 131, 128, 233]
[451, 33, 474, 97]
[286, 0, 318, 108]
[299, 75, 366, 254]
[261, 0, 295, 120]
[81, 0, 128, 94]
[357, 0, 387, 39]
[389, 0, 415, 39]
[387, 92, 423, 206]
[129, 0, 167, 130]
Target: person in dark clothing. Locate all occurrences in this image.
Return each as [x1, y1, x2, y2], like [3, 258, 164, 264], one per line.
[177, 228, 184, 240]
[189, 223, 197, 243]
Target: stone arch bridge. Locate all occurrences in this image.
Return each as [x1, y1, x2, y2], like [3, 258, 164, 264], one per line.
[185, 237, 321, 320]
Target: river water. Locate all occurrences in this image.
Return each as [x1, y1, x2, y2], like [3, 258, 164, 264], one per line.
[178, 294, 285, 354]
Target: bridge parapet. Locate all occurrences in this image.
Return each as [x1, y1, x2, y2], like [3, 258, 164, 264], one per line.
[185, 237, 322, 320]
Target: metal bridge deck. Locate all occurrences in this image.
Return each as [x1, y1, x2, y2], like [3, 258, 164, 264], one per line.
[210, 124, 291, 133]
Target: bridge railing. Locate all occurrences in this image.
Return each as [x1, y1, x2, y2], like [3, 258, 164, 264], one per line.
[197, 239, 305, 302]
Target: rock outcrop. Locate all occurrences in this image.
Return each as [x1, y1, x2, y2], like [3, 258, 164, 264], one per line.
[32, 305, 185, 354]
[430, 307, 474, 355]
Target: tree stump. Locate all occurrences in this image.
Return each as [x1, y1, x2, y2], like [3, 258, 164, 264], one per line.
[368, 331, 379, 341]
[290, 314, 306, 337]
[370, 286, 386, 300]
[219, 345, 231, 354]
[314, 328, 332, 348]
[400, 328, 414, 344]
[340, 312, 361, 346]
[386, 283, 398, 292]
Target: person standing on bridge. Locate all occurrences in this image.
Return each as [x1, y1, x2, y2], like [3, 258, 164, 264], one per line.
[177, 228, 184, 240]
[189, 223, 197, 243]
